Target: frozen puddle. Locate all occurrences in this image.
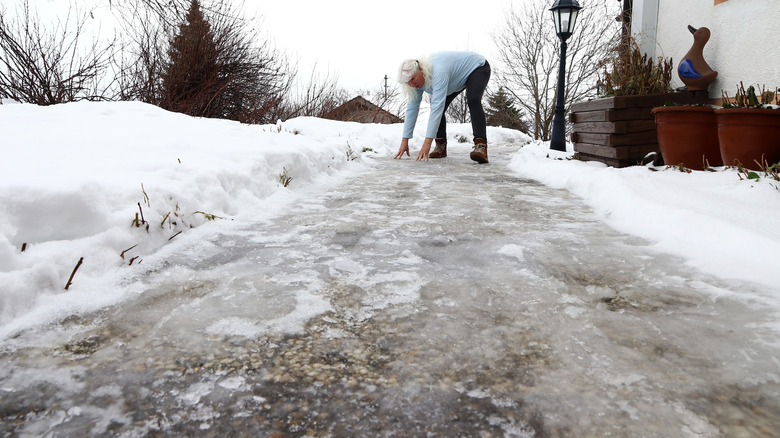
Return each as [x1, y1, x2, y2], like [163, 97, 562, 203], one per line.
[1, 144, 779, 436]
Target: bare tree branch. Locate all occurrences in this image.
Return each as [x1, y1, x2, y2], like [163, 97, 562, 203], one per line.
[0, 0, 116, 104]
[110, 0, 297, 123]
[278, 64, 349, 119]
[355, 76, 404, 119]
[110, 0, 168, 103]
[493, 0, 619, 140]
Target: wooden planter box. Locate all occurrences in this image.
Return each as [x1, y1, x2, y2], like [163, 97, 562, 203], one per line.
[570, 91, 710, 167]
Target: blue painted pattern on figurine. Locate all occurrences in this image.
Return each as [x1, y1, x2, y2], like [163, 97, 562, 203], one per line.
[679, 59, 702, 79]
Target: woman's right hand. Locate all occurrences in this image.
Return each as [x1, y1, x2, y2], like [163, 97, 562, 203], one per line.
[394, 138, 410, 159]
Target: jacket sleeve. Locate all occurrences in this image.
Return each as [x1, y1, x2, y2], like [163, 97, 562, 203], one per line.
[402, 89, 423, 139]
[425, 75, 449, 139]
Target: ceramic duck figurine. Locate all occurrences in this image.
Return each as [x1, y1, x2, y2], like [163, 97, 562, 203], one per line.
[678, 25, 718, 91]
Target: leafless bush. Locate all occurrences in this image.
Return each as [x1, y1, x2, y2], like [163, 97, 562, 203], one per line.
[0, 0, 116, 104]
[354, 77, 405, 120]
[599, 37, 673, 97]
[111, 0, 168, 103]
[112, 0, 294, 123]
[445, 93, 470, 124]
[2, 0, 350, 123]
[271, 63, 349, 120]
[208, 1, 292, 123]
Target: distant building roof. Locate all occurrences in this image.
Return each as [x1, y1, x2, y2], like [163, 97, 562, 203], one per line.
[321, 96, 402, 124]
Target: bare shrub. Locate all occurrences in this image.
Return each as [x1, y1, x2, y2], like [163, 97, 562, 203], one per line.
[110, 0, 168, 103]
[599, 38, 673, 97]
[0, 0, 116, 104]
[113, 0, 293, 123]
[273, 64, 349, 120]
[445, 93, 470, 124]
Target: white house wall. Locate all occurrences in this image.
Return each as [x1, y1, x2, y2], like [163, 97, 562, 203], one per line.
[632, 0, 780, 99]
[630, 0, 659, 59]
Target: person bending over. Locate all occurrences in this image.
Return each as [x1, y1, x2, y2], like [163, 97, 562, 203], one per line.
[394, 51, 491, 163]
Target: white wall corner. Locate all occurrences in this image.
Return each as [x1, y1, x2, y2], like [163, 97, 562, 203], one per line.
[630, 0, 660, 58]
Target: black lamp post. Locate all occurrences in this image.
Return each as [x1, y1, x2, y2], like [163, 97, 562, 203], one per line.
[549, 0, 582, 151]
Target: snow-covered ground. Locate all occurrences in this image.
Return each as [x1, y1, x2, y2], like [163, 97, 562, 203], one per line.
[1, 100, 779, 340]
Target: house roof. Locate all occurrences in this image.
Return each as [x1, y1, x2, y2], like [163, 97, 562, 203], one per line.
[321, 96, 402, 124]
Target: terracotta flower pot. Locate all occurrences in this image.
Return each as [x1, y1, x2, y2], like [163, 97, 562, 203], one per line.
[652, 106, 721, 170]
[715, 108, 780, 169]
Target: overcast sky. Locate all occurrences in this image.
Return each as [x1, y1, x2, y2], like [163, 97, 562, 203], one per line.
[247, 0, 516, 92]
[16, 0, 523, 92]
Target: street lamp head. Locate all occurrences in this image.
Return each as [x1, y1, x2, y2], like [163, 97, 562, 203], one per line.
[550, 0, 582, 40]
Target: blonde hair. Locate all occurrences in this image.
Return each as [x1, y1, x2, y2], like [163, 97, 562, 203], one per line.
[398, 56, 432, 100]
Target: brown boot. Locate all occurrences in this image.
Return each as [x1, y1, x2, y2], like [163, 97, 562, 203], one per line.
[470, 138, 488, 163]
[429, 138, 447, 158]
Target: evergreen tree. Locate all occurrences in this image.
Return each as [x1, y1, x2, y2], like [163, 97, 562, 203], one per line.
[156, 0, 289, 123]
[161, 0, 220, 117]
[485, 87, 529, 133]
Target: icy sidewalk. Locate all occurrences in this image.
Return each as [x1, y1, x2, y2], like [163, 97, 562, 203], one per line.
[1, 144, 778, 436]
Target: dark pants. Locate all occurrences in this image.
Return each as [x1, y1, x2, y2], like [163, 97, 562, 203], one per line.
[436, 60, 491, 141]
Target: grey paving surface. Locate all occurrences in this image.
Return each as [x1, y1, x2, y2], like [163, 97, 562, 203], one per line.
[2, 144, 778, 437]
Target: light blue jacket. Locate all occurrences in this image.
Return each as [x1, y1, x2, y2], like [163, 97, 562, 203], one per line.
[402, 51, 486, 139]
